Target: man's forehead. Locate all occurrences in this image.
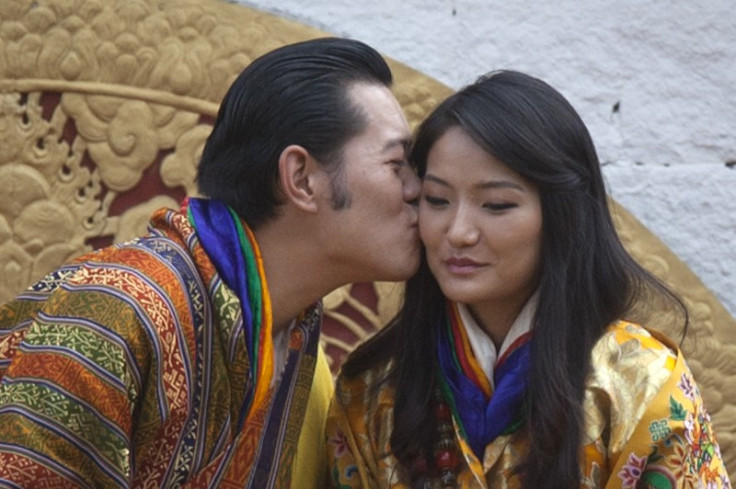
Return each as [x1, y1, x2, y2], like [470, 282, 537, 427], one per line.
[346, 83, 410, 148]
[346, 82, 403, 116]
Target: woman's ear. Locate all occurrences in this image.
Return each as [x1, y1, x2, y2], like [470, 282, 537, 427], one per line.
[278, 144, 323, 213]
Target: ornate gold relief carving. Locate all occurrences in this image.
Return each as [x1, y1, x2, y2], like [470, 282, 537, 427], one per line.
[0, 91, 96, 302]
[61, 93, 200, 192]
[0, 0, 733, 475]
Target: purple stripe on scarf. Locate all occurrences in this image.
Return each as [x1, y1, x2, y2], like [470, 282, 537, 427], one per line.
[437, 315, 531, 458]
[188, 198, 254, 343]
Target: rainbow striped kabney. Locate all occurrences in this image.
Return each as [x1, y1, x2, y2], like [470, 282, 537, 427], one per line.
[0, 208, 321, 487]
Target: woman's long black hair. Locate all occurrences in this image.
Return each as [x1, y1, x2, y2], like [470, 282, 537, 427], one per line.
[341, 70, 687, 488]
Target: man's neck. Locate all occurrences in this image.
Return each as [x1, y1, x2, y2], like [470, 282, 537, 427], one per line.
[253, 221, 344, 336]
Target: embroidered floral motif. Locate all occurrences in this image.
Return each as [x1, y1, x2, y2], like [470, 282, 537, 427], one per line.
[329, 428, 360, 488]
[669, 396, 687, 421]
[691, 412, 716, 472]
[720, 473, 732, 489]
[656, 379, 726, 488]
[714, 441, 723, 463]
[666, 441, 692, 480]
[618, 453, 648, 488]
[641, 465, 679, 489]
[331, 464, 354, 489]
[677, 372, 697, 401]
[683, 412, 696, 445]
[621, 352, 730, 489]
[328, 428, 351, 459]
[330, 461, 360, 488]
[649, 419, 672, 442]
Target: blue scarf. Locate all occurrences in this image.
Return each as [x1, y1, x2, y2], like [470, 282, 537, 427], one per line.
[437, 302, 531, 458]
[186, 197, 268, 424]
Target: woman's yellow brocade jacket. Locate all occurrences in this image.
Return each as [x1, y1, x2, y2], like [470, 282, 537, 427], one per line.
[326, 321, 731, 488]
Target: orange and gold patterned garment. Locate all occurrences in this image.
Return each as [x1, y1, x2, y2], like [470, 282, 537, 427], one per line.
[0, 208, 332, 488]
[327, 321, 731, 488]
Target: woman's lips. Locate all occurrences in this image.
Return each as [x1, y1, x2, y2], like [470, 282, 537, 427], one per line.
[444, 257, 485, 274]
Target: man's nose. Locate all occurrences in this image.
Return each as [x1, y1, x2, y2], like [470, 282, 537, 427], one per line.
[403, 169, 421, 204]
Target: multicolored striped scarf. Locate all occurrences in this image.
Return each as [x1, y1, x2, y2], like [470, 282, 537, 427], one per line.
[437, 301, 531, 458]
[185, 198, 321, 487]
[186, 197, 275, 427]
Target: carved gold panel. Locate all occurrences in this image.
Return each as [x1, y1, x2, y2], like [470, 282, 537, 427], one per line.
[0, 0, 733, 475]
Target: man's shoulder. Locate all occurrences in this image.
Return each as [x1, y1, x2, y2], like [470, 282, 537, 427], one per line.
[3, 207, 210, 330]
[70, 207, 205, 286]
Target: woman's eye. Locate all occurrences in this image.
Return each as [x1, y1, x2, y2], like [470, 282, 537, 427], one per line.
[423, 195, 448, 206]
[483, 202, 516, 211]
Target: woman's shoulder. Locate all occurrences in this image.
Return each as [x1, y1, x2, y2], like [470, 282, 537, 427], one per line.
[587, 320, 679, 411]
[333, 356, 396, 412]
[592, 320, 679, 370]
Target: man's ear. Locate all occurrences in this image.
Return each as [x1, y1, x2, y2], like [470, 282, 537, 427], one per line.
[278, 145, 323, 213]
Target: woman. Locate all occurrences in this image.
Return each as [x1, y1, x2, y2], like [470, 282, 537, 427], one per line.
[326, 71, 730, 488]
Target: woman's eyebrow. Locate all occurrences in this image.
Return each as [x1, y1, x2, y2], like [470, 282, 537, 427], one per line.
[424, 173, 523, 191]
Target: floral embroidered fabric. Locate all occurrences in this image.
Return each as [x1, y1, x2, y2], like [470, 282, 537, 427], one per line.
[327, 321, 731, 488]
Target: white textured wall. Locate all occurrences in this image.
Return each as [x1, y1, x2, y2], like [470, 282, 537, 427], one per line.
[238, 0, 736, 317]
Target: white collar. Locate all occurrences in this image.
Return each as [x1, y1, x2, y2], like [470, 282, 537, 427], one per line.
[457, 290, 539, 388]
[270, 319, 296, 387]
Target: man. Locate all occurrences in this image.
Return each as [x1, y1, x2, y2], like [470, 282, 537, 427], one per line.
[0, 38, 420, 488]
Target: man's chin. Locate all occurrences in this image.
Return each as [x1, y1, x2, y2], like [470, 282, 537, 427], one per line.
[391, 260, 421, 282]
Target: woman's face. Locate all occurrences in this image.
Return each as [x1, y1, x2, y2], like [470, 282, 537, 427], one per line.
[419, 126, 543, 326]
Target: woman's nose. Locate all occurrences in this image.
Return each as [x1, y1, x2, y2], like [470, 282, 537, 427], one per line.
[446, 207, 480, 247]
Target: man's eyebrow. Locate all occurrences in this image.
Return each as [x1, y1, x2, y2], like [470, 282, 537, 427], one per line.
[382, 138, 411, 154]
[424, 174, 524, 190]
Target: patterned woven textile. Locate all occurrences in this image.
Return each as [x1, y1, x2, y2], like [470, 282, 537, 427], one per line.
[0, 208, 325, 488]
[327, 321, 731, 488]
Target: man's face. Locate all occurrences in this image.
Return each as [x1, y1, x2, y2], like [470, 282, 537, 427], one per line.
[321, 83, 421, 283]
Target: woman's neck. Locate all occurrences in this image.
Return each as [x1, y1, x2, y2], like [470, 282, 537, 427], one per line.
[465, 291, 538, 350]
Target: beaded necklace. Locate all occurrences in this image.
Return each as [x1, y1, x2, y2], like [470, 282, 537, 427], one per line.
[410, 389, 460, 489]
[433, 389, 460, 488]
